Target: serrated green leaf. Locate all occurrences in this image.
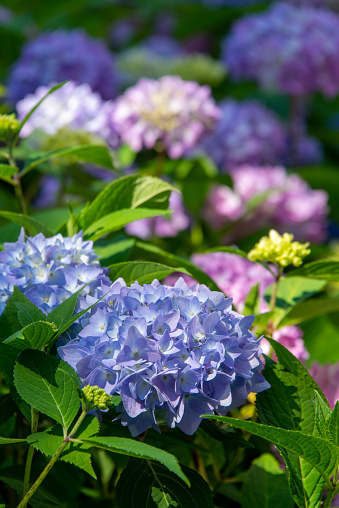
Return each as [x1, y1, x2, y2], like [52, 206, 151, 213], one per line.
[107, 261, 190, 285]
[46, 284, 87, 330]
[15, 302, 47, 327]
[0, 287, 40, 341]
[27, 415, 99, 478]
[0, 164, 18, 184]
[14, 350, 80, 430]
[278, 297, 339, 327]
[314, 391, 332, 440]
[287, 260, 339, 281]
[85, 208, 171, 241]
[131, 240, 222, 292]
[0, 211, 53, 236]
[152, 487, 179, 507]
[241, 453, 294, 508]
[22, 144, 115, 176]
[328, 402, 339, 446]
[0, 436, 27, 444]
[116, 460, 214, 508]
[80, 175, 177, 231]
[79, 436, 189, 485]
[4, 321, 57, 349]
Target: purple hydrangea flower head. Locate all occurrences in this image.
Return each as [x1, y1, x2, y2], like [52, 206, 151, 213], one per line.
[310, 362, 339, 407]
[164, 252, 309, 363]
[203, 165, 329, 243]
[125, 192, 190, 239]
[16, 81, 118, 144]
[58, 277, 269, 436]
[0, 229, 109, 315]
[198, 99, 286, 171]
[110, 75, 221, 158]
[223, 2, 339, 96]
[7, 29, 119, 104]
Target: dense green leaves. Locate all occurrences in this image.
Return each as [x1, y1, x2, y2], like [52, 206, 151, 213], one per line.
[79, 436, 189, 485]
[241, 454, 294, 508]
[14, 350, 80, 430]
[116, 460, 214, 508]
[4, 321, 57, 349]
[107, 261, 190, 285]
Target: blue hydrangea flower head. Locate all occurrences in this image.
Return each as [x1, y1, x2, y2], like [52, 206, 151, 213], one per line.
[58, 277, 269, 436]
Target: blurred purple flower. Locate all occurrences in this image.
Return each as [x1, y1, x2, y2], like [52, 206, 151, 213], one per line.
[223, 2, 339, 96]
[110, 75, 220, 158]
[310, 362, 339, 407]
[8, 29, 119, 103]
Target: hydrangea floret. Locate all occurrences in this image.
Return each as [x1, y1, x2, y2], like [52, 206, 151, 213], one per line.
[58, 277, 269, 436]
[82, 385, 114, 411]
[0, 113, 20, 142]
[248, 229, 310, 267]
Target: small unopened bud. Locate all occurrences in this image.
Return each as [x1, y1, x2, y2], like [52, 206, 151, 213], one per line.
[0, 114, 20, 141]
[82, 384, 113, 411]
[248, 229, 310, 268]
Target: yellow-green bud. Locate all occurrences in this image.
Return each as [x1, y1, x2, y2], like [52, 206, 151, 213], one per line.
[82, 385, 113, 411]
[0, 114, 20, 141]
[248, 229, 310, 268]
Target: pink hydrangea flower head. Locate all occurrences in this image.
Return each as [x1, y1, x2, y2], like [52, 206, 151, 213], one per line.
[111, 75, 220, 158]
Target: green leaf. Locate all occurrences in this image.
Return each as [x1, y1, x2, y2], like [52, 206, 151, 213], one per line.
[4, 321, 58, 349]
[79, 436, 189, 485]
[300, 315, 339, 363]
[288, 260, 339, 281]
[204, 415, 337, 482]
[28, 415, 99, 478]
[0, 437, 27, 444]
[14, 81, 68, 146]
[46, 284, 88, 331]
[0, 287, 43, 341]
[116, 460, 214, 508]
[265, 276, 326, 326]
[95, 236, 135, 265]
[14, 350, 80, 430]
[241, 453, 294, 508]
[80, 175, 177, 231]
[202, 246, 248, 258]
[0, 164, 18, 184]
[15, 302, 47, 327]
[0, 211, 53, 236]
[278, 297, 339, 327]
[200, 420, 253, 449]
[131, 240, 222, 292]
[107, 261, 190, 285]
[22, 144, 115, 177]
[85, 207, 171, 241]
[243, 283, 259, 316]
[314, 391, 332, 440]
[328, 402, 339, 446]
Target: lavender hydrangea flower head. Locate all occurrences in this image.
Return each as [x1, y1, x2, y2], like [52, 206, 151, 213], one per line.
[7, 29, 119, 104]
[125, 192, 190, 239]
[0, 229, 109, 314]
[203, 165, 329, 243]
[16, 81, 117, 143]
[110, 76, 221, 158]
[223, 2, 339, 96]
[198, 100, 286, 171]
[58, 277, 269, 436]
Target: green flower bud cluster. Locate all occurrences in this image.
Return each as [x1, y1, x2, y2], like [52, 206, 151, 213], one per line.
[82, 384, 113, 411]
[248, 229, 310, 267]
[0, 114, 20, 142]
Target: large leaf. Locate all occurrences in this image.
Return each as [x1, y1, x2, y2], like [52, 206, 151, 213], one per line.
[300, 315, 339, 363]
[288, 260, 339, 281]
[79, 436, 189, 485]
[4, 321, 57, 350]
[21, 144, 115, 177]
[116, 459, 214, 508]
[131, 240, 222, 292]
[14, 350, 80, 430]
[278, 297, 339, 327]
[85, 207, 171, 241]
[0, 164, 18, 184]
[0, 211, 53, 236]
[80, 175, 177, 231]
[95, 236, 135, 266]
[27, 415, 99, 478]
[0, 287, 43, 341]
[241, 454, 294, 508]
[107, 261, 190, 285]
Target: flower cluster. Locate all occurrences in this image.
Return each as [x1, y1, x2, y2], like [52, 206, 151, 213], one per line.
[223, 3, 339, 96]
[203, 165, 329, 244]
[16, 81, 117, 144]
[58, 277, 269, 436]
[125, 192, 190, 239]
[0, 229, 108, 315]
[164, 252, 309, 363]
[7, 29, 119, 104]
[197, 100, 322, 171]
[82, 385, 114, 411]
[0, 113, 20, 142]
[110, 75, 220, 158]
[248, 229, 310, 267]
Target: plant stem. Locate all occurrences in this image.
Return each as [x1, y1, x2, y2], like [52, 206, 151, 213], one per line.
[323, 484, 339, 508]
[22, 408, 39, 498]
[7, 140, 28, 215]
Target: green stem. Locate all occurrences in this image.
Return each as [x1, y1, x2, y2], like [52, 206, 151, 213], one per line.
[68, 409, 87, 438]
[323, 484, 339, 508]
[22, 409, 39, 498]
[7, 140, 28, 215]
